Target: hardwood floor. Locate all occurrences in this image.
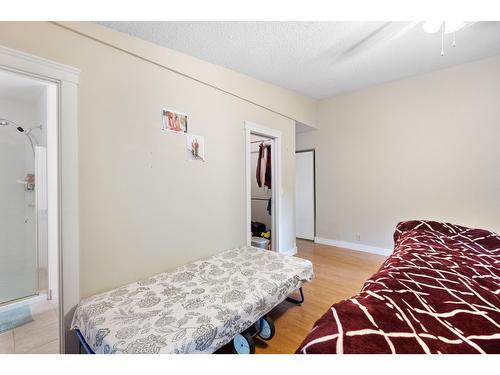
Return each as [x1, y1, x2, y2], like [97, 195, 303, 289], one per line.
[218, 239, 387, 354]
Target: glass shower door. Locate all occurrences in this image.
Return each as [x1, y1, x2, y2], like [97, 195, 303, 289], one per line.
[0, 141, 38, 305]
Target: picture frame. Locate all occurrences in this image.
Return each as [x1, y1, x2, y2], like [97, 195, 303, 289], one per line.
[162, 108, 188, 133]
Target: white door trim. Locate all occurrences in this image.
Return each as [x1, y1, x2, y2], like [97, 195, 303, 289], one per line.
[0, 46, 80, 84]
[0, 45, 80, 354]
[244, 121, 282, 253]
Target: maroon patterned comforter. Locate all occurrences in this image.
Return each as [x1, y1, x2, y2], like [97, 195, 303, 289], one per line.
[297, 220, 500, 354]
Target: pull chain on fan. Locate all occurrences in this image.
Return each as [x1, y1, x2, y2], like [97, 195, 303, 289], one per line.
[422, 21, 467, 56]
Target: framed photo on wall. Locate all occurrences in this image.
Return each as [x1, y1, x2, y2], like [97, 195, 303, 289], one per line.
[186, 134, 205, 162]
[162, 108, 188, 133]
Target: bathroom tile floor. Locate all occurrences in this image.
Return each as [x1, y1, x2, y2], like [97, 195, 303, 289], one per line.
[0, 299, 59, 354]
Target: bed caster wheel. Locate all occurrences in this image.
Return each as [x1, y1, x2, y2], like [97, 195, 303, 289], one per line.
[256, 316, 275, 341]
[233, 332, 255, 354]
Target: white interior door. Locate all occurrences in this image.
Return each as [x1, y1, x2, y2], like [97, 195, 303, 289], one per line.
[295, 150, 315, 240]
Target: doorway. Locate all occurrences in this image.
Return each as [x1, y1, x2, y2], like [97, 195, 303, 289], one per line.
[250, 134, 273, 250]
[245, 122, 281, 252]
[295, 149, 315, 241]
[0, 45, 80, 354]
[0, 67, 59, 353]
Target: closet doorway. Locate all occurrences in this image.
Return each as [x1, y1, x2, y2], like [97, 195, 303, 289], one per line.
[245, 122, 281, 252]
[250, 134, 272, 249]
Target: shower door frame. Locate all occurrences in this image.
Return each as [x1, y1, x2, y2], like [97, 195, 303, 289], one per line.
[0, 45, 80, 354]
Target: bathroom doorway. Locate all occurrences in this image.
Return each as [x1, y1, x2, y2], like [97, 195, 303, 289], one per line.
[0, 67, 59, 353]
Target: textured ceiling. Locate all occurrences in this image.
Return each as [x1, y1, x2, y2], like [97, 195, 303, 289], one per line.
[97, 22, 500, 99]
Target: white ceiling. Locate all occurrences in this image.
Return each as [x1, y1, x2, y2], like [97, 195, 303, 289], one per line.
[98, 21, 500, 99]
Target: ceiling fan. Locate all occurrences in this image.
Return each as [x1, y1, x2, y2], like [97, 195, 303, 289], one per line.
[336, 21, 474, 62]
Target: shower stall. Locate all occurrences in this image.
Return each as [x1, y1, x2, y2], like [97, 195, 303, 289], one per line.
[0, 69, 52, 310]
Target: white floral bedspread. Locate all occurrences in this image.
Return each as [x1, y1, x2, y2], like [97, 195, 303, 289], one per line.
[71, 246, 314, 354]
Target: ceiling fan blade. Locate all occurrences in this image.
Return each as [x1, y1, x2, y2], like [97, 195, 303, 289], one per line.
[334, 22, 420, 63]
[336, 22, 392, 61]
[390, 21, 422, 40]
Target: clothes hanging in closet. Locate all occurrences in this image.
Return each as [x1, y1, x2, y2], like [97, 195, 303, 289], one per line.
[256, 143, 272, 189]
[264, 145, 271, 189]
[256, 143, 263, 187]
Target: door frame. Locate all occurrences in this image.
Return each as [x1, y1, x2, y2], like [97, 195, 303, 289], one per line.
[0, 45, 80, 353]
[296, 149, 316, 240]
[245, 121, 282, 252]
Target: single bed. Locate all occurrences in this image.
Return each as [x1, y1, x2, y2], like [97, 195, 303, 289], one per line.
[297, 220, 500, 354]
[71, 246, 313, 354]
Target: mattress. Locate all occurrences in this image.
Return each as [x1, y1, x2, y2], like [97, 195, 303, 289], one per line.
[71, 246, 314, 354]
[297, 220, 500, 354]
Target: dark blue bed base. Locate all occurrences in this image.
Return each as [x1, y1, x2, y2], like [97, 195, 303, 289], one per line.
[76, 329, 95, 354]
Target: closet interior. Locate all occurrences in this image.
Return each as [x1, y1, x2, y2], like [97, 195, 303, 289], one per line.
[250, 134, 272, 250]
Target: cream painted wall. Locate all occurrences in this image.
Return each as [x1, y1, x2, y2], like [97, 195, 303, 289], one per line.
[0, 22, 297, 298]
[297, 55, 500, 250]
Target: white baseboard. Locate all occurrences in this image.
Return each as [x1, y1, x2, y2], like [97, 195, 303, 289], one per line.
[314, 237, 392, 256]
[280, 245, 298, 256]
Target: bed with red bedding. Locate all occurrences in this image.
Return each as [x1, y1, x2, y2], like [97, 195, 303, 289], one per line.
[297, 220, 500, 354]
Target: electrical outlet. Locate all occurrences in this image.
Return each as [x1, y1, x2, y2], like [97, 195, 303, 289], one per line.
[356, 234, 361, 242]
